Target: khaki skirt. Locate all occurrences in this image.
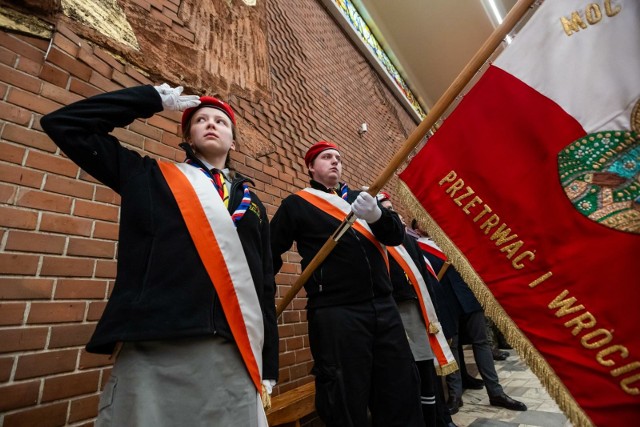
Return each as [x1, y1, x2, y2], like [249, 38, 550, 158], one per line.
[97, 336, 259, 427]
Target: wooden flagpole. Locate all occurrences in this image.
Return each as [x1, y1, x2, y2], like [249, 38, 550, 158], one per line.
[276, 0, 537, 317]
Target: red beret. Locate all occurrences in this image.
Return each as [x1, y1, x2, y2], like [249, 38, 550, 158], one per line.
[304, 140, 339, 167]
[377, 191, 391, 203]
[181, 96, 236, 132]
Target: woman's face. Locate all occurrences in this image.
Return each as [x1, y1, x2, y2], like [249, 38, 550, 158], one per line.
[188, 107, 235, 159]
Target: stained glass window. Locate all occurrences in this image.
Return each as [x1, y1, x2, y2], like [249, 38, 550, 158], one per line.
[333, 0, 426, 118]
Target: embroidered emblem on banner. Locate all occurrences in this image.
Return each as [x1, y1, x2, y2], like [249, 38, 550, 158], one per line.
[558, 100, 640, 234]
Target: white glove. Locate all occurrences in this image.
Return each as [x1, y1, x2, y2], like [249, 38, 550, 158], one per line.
[262, 379, 276, 394]
[154, 83, 200, 111]
[351, 192, 382, 223]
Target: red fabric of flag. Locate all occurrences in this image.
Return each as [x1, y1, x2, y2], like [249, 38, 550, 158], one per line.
[399, 1, 639, 425]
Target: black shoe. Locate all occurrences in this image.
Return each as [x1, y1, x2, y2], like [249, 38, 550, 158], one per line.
[446, 396, 463, 415]
[462, 375, 484, 390]
[497, 338, 513, 349]
[489, 393, 527, 411]
[492, 348, 509, 361]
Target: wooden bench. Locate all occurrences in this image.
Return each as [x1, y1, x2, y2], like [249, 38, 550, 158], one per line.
[266, 381, 316, 427]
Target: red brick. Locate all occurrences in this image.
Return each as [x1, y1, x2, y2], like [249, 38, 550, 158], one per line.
[3, 401, 68, 427]
[0, 141, 26, 164]
[0, 31, 45, 63]
[0, 253, 39, 275]
[43, 174, 95, 199]
[88, 70, 121, 93]
[0, 62, 41, 93]
[46, 46, 92, 80]
[79, 350, 112, 369]
[5, 230, 66, 254]
[25, 150, 78, 177]
[69, 77, 101, 98]
[0, 356, 14, 381]
[40, 81, 84, 105]
[171, 23, 196, 43]
[77, 47, 112, 79]
[0, 277, 54, 299]
[42, 370, 100, 402]
[0, 101, 32, 125]
[87, 301, 106, 321]
[144, 138, 175, 159]
[93, 47, 125, 73]
[69, 394, 100, 423]
[16, 188, 73, 213]
[124, 64, 151, 85]
[2, 122, 56, 152]
[39, 62, 69, 87]
[40, 256, 95, 278]
[53, 23, 83, 46]
[147, 114, 179, 133]
[0, 181, 17, 203]
[0, 327, 48, 353]
[27, 301, 86, 324]
[161, 130, 182, 149]
[6, 86, 60, 116]
[73, 199, 119, 222]
[52, 32, 80, 58]
[128, 119, 162, 140]
[49, 323, 96, 348]
[0, 45, 18, 65]
[112, 69, 139, 88]
[15, 349, 78, 380]
[93, 220, 119, 240]
[67, 237, 116, 259]
[94, 186, 120, 205]
[95, 259, 117, 279]
[78, 168, 101, 184]
[150, 7, 173, 26]
[40, 212, 93, 237]
[0, 380, 40, 412]
[0, 162, 44, 188]
[111, 127, 144, 149]
[0, 302, 27, 326]
[16, 52, 44, 76]
[56, 279, 108, 300]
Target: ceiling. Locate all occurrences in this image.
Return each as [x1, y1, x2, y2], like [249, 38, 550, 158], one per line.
[350, 0, 518, 112]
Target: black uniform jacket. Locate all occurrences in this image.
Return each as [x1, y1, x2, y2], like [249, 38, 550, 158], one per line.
[270, 180, 405, 309]
[40, 85, 278, 380]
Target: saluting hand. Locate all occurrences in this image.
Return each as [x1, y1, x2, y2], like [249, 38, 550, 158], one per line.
[351, 192, 382, 223]
[154, 83, 201, 111]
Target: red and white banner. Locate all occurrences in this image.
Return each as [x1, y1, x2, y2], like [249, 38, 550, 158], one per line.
[399, 1, 639, 425]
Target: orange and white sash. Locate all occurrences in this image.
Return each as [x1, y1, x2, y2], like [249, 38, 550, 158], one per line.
[158, 161, 267, 425]
[387, 244, 458, 376]
[295, 188, 389, 270]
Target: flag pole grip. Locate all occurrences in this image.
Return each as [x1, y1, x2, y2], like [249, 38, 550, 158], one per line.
[276, 0, 536, 318]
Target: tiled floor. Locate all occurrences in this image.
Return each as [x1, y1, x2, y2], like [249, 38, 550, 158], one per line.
[451, 347, 573, 427]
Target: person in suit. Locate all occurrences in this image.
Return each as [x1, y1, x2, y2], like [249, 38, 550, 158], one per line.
[412, 221, 527, 414]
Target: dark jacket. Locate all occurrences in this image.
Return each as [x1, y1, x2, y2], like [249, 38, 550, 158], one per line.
[270, 180, 405, 309]
[422, 250, 482, 316]
[40, 85, 278, 379]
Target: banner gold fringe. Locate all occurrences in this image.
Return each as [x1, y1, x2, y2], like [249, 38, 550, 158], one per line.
[436, 360, 459, 377]
[398, 181, 594, 427]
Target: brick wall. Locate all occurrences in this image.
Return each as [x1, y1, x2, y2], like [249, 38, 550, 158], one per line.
[0, 0, 418, 424]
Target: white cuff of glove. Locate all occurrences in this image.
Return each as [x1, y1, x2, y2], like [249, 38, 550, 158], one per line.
[351, 192, 382, 223]
[262, 379, 276, 394]
[153, 83, 201, 111]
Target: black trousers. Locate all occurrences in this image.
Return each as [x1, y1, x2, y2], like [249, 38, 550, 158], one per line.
[308, 295, 424, 427]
